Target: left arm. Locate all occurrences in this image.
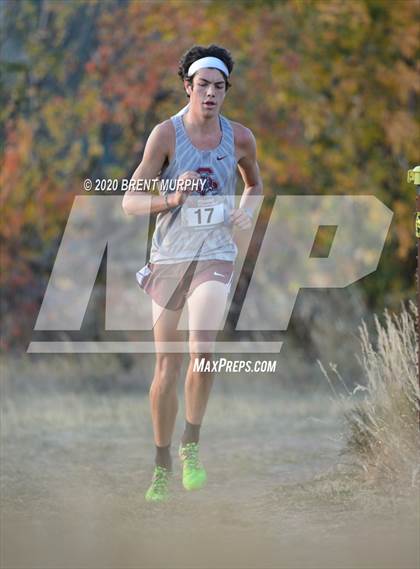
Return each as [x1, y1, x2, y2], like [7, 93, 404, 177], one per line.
[230, 125, 263, 230]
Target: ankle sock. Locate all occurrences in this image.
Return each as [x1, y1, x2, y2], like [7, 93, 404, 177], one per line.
[155, 444, 172, 471]
[181, 420, 201, 445]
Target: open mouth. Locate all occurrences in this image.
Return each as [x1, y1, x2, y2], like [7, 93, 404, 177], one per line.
[203, 101, 216, 108]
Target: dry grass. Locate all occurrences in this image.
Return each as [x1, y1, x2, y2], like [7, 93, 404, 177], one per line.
[318, 300, 419, 485]
[1, 310, 419, 568]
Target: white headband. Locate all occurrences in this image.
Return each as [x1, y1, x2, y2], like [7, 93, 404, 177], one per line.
[187, 56, 229, 78]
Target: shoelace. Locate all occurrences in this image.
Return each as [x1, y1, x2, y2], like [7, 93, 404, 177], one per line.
[181, 443, 200, 469]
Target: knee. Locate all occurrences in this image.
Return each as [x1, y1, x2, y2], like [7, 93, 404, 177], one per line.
[189, 352, 214, 376]
[190, 351, 212, 362]
[150, 356, 181, 397]
[189, 332, 216, 356]
[153, 354, 183, 382]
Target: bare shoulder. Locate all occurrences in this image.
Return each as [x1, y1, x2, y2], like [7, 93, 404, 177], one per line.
[231, 121, 255, 145]
[149, 119, 175, 145]
[230, 121, 257, 160]
[144, 118, 175, 163]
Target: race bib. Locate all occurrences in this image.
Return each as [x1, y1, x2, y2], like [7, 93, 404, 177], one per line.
[181, 196, 225, 229]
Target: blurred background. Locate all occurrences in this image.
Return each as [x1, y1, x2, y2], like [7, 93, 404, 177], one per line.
[1, 1, 419, 568]
[1, 0, 418, 352]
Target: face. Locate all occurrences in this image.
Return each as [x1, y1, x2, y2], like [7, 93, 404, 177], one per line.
[184, 68, 227, 116]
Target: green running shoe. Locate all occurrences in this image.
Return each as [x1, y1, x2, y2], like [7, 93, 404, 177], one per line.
[179, 442, 207, 491]
[145, 466, 171, 502]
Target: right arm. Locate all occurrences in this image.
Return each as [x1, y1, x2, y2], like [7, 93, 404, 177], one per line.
[122, 121, 172, 216]
[122, 121, 198, 216]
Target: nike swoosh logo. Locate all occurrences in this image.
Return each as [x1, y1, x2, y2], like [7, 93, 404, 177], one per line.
[214, 272, 225, 277]
[216, 155, 227, 160]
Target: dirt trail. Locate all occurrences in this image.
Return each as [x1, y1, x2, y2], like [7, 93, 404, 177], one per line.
[1, 385, 419, 568]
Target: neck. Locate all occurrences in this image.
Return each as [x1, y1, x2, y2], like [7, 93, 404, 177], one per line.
[183, 106, 220, 134]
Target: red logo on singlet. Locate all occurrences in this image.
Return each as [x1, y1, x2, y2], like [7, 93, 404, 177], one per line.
[196, 167, 219, 195]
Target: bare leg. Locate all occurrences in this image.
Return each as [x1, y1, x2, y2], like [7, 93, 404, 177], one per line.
[185, 281, 230, 426]
[149, 300, 185, 447]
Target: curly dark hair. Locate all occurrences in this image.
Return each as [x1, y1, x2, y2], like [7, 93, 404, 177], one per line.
[178, 44, 234, 94]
